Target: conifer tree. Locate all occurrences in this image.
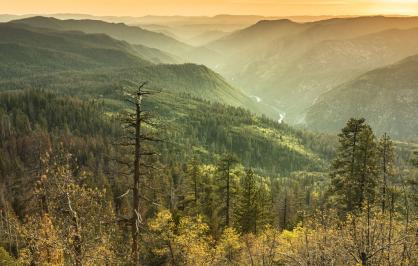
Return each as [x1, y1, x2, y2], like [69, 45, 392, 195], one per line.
[357, 125, 379, 208]
[377, 133, 395, 213]
[179, 157, 202, 215]
[330, 118, 379, 214]
[217, 154, 238, 228]
[235, 169, 257, 233]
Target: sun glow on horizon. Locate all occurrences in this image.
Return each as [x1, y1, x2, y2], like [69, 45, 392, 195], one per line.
[382, 0, 418, 2]
[369, 0, 418, 15]
[1, 0, 418, 17]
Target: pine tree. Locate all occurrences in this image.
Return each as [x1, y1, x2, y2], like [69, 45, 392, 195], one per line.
[253, 178, 272, 233]
[357, 125, 379, 208]
[217, 154, 238, 228]
[377, 133, 395, 213]
[179, 157, 202, 215]
[330, 118, 379, 214]
[235, 169, 257, 233]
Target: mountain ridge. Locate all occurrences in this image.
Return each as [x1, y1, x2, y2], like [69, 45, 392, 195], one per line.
[11, 16, 193, 56]
[305, 54, 418, 139]
[0, 21, 265, 114]
[203, 16, 418, 123]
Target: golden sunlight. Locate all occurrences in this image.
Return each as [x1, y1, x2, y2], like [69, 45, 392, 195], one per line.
[1, 0, 418, 16]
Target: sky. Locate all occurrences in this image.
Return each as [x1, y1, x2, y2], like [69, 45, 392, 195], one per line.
[2, 0, 418, 16]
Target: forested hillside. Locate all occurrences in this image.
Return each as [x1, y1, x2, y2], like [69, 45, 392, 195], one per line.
[306, 54, 418, 139]
[0, 89, 332, 257]
[0, 21, 266, 113]
[11, 16, 192, 56]
[0, 22, 176, 68]
[1, 90, 416, 265]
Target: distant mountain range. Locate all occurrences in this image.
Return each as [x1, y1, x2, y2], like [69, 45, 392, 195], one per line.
[10, 16, 226, 66]
[11, 16, 192, 56]
[306, 54, 418, 139]
[0, 20, 262, 111]
[204, 16, 418, 125]
[0, 13, 352, 45]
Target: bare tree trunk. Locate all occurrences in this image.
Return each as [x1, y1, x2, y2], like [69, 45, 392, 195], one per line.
[361, 252, 367, 266]
[401, 180, 410, 264]
[388, 192, 394, 265]
[67, 193, 82, 266]
[381, 134, 388, 214]
[226, 162, 230, 227]
[283, 194, 288, 230]
[194, 175, 198, 206]
[132, 90, 142, 265]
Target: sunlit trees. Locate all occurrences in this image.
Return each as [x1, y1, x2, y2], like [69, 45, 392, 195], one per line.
[241, 225, 282, 265]
[145, 210, 212, 265]
[339, 208, 415, 265]
[214, 227, 243, 265]
[1, 90, 417, 265]
[0, 246, 16, 265]
[10, 150, 117, 265]
[23, 213, 64, 265]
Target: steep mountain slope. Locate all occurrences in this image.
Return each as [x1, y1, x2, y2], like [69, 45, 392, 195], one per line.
[207, 19, 309, 55]
[0, 23, 152, 74]
[0, 64, 259, 109]
[11, 16, 192, 56]
[0, 22, 263, 113]
[205, 16, 418, 122]
[210, 16, 418, 57]
[257, 27, 418, 120]
[187, 30, 228, 46]
[305, 55, 418, 139]
[131, 44, 179, 64]
[0, 22, 178, 69]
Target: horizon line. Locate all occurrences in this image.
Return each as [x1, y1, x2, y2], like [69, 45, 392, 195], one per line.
[1, 12, 417, 19]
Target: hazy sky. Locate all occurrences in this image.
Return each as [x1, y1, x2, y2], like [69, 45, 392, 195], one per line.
[2, 0, 418, 16]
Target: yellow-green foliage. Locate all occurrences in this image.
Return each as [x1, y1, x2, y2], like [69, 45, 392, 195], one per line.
[146, 210, 213, 265]
[214, 227, 243, 265]
[241, 124, 321, 162]
[23, 214, 65, 266]
[144, 209, 416, 266]
[0, 247, 16, 266]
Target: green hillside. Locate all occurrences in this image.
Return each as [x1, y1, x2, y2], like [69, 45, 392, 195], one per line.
[306, 54, 418, 139]
[0, 90, 333, 182]
[0, 22, 263, 112]
[12, 16, 192, 56]
[132, 44, 179, 64]
[0, 22, 162, 75]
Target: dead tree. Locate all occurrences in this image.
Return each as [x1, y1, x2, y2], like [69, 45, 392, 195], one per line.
[66, 192, 82, 266]
[120, 82, 161, 265]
